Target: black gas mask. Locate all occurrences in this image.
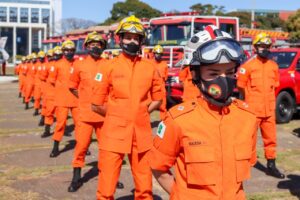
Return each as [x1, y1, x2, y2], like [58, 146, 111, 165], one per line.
[88, 46, 104, 59]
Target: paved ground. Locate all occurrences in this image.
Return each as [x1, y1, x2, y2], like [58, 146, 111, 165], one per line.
[0, 77, 300, 200]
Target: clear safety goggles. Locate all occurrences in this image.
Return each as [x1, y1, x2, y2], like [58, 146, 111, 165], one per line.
[193, 38, 244, 65]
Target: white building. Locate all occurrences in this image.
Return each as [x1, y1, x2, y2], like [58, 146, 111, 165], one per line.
[0, 0, 62, 64]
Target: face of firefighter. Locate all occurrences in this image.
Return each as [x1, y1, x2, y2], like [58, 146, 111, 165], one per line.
[200, 62, 236, 81]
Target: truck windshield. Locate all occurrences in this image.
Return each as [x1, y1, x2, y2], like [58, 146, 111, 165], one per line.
[150, 22, 192, 46]
[270, 52, 297, 69]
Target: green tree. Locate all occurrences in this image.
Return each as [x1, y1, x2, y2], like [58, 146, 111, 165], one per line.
[190, 3, 225, 15]
[101, 0, 161, 25]
[255, 13, 285, 30]
[226, 11, 251, 28]
[285, 9, 300, 41]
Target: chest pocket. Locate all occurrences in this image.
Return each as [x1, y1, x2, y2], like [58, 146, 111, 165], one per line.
[250, 72, 262, 89]
[267, 70, 276, 90]
[112, 74, 130, 99]
[184, 145, 217, 186]
[234, 143, 252, 182]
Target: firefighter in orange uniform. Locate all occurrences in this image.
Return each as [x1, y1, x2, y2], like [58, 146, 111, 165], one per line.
[24, 53, 38, 110]
[237, 32, 285, 179]
[148, 25, 257, 200]
[91, 15, 162, 200]
[16, 56, 26, 98]
[48, 41, 79, 157]
[38, 50, 51, 127]
[41, 48, 58, 138]
[179, 66, 200, 102]
[152, 45, 168, 120]
[32, 51, 46, 116]
[67, 32, 124, 192]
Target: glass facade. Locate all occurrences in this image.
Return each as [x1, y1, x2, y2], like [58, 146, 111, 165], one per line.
[0, 0, 50, 5]
[20, 7, 28, 23]
[16, 28, 28, 56]
[9, 7, 17, 22]
[31, 8, 39, 23]
[41, 8, 49, 24]
[0, 6, 7, 22]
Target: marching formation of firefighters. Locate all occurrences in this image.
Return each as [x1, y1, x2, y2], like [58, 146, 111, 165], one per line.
[14, 15, 285, 200]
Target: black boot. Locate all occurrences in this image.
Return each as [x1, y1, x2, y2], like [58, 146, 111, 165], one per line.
[22, 97, 25, 104]
[18, 92, 21, 98]
[33, 109, 39, 116]
[41, 125, 51, 138]
[50, 140, 60, 157]
[25, 102, 29, 110]
[122, 160, 126, 165]
[86, 149, 91, 156]
[38, 116, 45, 126]
[31, 97, 34, 103]
[266, 159, 285, 179]
[116, 181, 124, 189]
[68, 167, 83, 192]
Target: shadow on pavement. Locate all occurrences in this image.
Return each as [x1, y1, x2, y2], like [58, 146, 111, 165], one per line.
[277, 174, 300, 198]
[253, 160, 267, 173]
[81, 161, 98, 183]
[292, 128, 300, 137]
[59, 139, 76, 154]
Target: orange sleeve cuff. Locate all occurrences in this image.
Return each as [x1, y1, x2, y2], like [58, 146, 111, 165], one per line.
[147, 147, 176, 171]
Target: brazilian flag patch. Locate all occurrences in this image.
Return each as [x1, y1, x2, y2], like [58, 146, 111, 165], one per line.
[157, 121, 166, 139]
[95, 73, 102, 82]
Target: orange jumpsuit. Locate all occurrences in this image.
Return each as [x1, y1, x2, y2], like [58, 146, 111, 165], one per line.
[25, 62, 37, 103]
[69, 56, 107, 168]
[42, 61, 56, 125]
[92, 53, 163, 200]
[237, 56, 280, 161]
[48, 58, 79, 142]
[33, 61, 44, 110]
[179, 67, 200, 102]
[154, 60, 168, 120]
[39, 62, 48, 117]
[21, 64, 28, 97]
[148, 97, 257, 200]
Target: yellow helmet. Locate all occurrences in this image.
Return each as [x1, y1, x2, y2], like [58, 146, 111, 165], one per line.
[38, 50, 46, 58]
[84, 31, 106, 47]
[253, 32, 272, 46]
[115, 15, 145, 37]
[53, 46, 63, 55]
[47, 49, 54, 57]
[101, 52, 109, 59]
[112, 50, 120, 56]
[26, 55, 31, 60]
[62, 40, 75, 50]
[21, 56, 26, 62]
[31, 53, 37, 59]
[153, 45, 163, 54]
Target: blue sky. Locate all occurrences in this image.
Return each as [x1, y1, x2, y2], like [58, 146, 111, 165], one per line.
[62, 0, 299, 23]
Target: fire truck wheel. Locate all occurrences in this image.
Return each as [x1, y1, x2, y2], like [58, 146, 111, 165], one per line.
[276, 91, 295, 124]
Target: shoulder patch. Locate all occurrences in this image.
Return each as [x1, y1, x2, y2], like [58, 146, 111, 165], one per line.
[95, 73, 103, 82]
[50, 66, 55, 72]
[239, 67, 246, 74]
[79, 57, 84, 61]
[156, 121, 166, 139]
[168, 101, 196, 119]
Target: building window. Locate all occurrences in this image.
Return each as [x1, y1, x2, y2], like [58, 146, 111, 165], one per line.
[31, 8, 39, 23]
[20, 7, 28, 23]
[9, 7, 18, 22]
[42, 9, 50, 24]
[0, 7, 7, 22]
